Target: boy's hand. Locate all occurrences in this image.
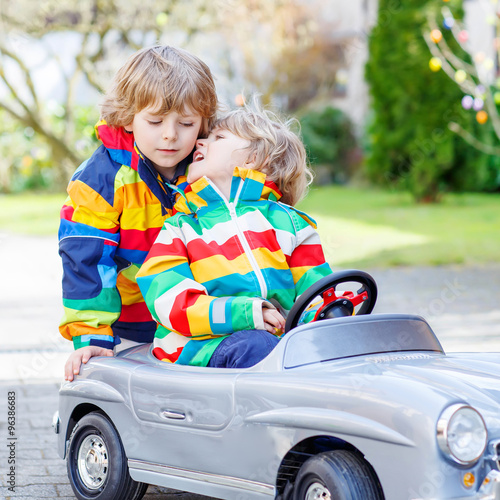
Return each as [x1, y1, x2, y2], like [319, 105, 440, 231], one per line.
[262, 307, 286, 336]
[64, 346, 114, 382]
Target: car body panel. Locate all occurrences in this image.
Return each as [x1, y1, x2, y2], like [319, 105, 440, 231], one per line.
[56, 314, 500, 500]
[130, 365, 236, 429]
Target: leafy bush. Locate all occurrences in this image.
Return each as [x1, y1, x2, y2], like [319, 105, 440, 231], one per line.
[299, 106, 359, 184]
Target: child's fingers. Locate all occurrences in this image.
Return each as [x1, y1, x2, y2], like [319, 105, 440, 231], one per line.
[64, 363, 74, 382]
[65, 357, 80, 381]
[265, 309, 285, 327]
[264, 322, 281, 335]
[263, 310, 285, 336]
[263, 310, 277, 327]
[263, 323, 275, 334]
[73, 357, 82, 374]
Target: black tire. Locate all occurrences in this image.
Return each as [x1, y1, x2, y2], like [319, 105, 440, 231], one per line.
[130, 482, 149, 500]
[66, 412, 148, 500]
[293, 450, 384, 500]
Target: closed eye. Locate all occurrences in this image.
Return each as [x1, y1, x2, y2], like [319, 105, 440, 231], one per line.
[147, 120, 162, 126]
[181, 122, 195, 127]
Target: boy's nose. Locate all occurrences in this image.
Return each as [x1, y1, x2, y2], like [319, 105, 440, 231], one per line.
[196, 138, 206, 148]
[162, 123, 177, 140]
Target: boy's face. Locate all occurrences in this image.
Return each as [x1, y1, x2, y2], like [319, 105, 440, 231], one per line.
[187, 127, 251, 191]
[125, 105, 202, 177]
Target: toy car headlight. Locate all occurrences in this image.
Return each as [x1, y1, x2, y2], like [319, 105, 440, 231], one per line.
[437, 404, 487, 465]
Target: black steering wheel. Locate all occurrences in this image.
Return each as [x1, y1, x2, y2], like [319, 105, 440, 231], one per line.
[284, 270, 378, 333]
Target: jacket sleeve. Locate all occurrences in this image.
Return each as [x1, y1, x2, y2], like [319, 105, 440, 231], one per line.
[136, 218, 268, 338]
[287, 209, 333, 298]
[58, 157, 122, 350]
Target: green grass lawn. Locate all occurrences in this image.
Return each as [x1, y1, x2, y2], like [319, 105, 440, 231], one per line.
[0, 187, 498, 267]
[298, 186, 500, 268]
[0, 192, 66, 236]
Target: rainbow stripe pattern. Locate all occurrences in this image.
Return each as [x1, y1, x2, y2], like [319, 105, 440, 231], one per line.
[136, 167, 332, 366]
[59, 121, 188, 349]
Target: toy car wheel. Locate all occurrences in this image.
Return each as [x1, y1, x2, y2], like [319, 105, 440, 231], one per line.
[67, 412, 148, 500]
[292, 450, 383, 500]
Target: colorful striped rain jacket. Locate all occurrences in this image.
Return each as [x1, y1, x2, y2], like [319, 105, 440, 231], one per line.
[136, 167, 333, 366]
[58, 121, 189, 350]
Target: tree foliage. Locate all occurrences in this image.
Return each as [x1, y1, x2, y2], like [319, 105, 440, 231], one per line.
[0, 0, 349, 191]
[0, 0, 166, 188]
[422, 2, 500, 192]
[365, 0, 492, 202]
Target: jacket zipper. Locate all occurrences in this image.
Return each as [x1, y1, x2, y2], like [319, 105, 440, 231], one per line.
[208, 180, 268, 298]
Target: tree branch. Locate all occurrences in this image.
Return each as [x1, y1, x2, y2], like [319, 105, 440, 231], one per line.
[0, 44, 41, 114]
[0, 99, 26, 124]
[76, 31, 106, 94]
[423, 31, 476, 94]
[439, 7, 478, 75]
[483, 91, 500, 141]
[0, 98, 81, 167]
[448, 121, 500, 156]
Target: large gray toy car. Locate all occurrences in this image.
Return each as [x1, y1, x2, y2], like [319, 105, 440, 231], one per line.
[54, 270, 500, 500]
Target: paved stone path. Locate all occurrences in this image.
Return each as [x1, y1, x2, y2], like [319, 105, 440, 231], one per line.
[0, 234, 499, 499]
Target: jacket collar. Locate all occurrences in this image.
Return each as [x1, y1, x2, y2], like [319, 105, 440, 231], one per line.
[174, 167, 283, 214]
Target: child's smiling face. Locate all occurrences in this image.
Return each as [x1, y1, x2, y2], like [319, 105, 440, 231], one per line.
[187, 127, 252, 196]
[125, 104, 202, 178]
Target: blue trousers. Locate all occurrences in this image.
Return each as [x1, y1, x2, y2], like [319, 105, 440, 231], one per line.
[207, 330, 280, 368]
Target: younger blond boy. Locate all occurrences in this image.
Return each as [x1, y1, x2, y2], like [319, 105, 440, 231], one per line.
[137, 105, 333, 368]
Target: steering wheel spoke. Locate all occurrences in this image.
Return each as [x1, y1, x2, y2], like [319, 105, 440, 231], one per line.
[348, 290, 369, 307]
[285, 270, 378, 333]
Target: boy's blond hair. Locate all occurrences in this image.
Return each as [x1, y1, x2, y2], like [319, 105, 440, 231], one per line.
[214, 104, 313, 206]
[100, 45, 217, 136]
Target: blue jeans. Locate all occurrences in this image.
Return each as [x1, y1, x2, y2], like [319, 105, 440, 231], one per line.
[207, 329, 280, 368]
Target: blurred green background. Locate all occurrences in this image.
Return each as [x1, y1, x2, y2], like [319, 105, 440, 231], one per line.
[0, 0, 498, 268]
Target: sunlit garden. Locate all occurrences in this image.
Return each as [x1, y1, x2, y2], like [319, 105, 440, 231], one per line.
[0, 0, 499, 268]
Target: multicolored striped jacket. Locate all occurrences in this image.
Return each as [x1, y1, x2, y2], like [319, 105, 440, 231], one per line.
[58, 121, 189, 350]
[136, 167, 332, 366]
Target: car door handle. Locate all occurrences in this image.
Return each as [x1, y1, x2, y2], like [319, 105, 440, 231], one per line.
[161, 410, 186, 420]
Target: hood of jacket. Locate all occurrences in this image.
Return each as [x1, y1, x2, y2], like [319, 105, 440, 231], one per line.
[172, 167, 281, 213]
[171, 167, 314, 227]
[95, 120, 140, 169]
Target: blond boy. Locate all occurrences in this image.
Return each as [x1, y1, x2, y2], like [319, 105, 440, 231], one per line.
[60, 46, 217, 380]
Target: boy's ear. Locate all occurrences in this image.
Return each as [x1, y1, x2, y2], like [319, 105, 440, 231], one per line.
[246, 154, 271, 173]
[124, 123, 133, 133]
[244, 152, 259, 170]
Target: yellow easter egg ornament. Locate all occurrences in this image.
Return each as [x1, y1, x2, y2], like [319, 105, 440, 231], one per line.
[429, 57, 442, 72]
[455, 69, 467, 84]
